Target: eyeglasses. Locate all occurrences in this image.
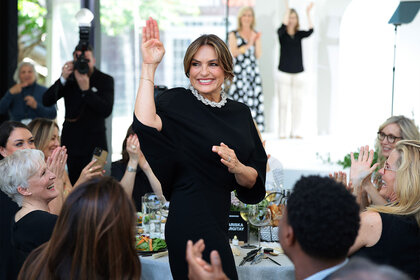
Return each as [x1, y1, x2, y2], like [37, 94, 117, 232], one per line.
[383, 161, 397, 173]
[377, 132, 402, 144]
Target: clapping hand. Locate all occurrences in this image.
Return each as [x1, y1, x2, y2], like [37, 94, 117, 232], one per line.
[329, 171, 353, 193]
[9, 82, 28, 95]
[350, 145, 379, 188]
[47, 146, 67, 180]
[24, 95, 38, 109]
[186, 239, 228, 280]
[142, 17, 165, 65]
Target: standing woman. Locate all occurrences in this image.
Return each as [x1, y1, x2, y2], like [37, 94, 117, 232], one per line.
[276, 0, 314, 138]
[228, 6, 264, 132]
[134, 18, 267, 280]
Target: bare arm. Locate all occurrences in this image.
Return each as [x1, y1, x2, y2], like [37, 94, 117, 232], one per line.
[306, 2, 314, 29]
[348, 211, 382, 255]
[134, 17, 165, 131]
[282, 0, 290, 25]
[119, 135, 140, 196]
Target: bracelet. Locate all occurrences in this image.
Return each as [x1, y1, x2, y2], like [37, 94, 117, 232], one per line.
[140, 77, 154, 86]
[126, 166, 137, 172]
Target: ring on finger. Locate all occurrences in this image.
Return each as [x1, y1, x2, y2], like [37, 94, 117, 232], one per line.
[131, 145, 136, 149]
[227, 156, 231, 162]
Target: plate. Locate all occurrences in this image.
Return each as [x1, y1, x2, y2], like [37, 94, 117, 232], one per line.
[137, 247, 167, 256]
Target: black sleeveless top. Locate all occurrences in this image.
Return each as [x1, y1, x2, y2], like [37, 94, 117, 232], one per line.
[352, 212, 420, 279]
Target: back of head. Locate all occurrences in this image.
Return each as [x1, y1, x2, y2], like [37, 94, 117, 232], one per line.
[28, 118, 58, 151]
[329, 257, 412, 280]
[287, 176, 360, 260]
[18, 176, 141, 280]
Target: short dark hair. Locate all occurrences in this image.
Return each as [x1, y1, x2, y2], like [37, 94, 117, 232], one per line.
[287, 176, 360, 260]
[74, 44, 93, 53]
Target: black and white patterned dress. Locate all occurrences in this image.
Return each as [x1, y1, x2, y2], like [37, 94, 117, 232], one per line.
[228, 30, 264, 131]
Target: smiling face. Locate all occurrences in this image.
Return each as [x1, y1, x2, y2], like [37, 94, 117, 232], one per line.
[379, 123, 402, 158]
[26, 161, 57, 203]
[189, 45, 225, 101]
[19, 65, 36, 86]
[378, 149, 400, 200]
[43, 127, 60, 160]
[240, 10, 254, 29]
[0, 128, 35, 158]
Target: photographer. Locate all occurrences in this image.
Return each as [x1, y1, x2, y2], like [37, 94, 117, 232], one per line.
[43, 45, 114, 184]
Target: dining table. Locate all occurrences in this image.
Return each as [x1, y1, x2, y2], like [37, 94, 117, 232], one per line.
[139, 242, 295, 280]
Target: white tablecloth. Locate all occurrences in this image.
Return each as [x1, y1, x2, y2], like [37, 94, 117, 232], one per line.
[140, 242, 295, 280]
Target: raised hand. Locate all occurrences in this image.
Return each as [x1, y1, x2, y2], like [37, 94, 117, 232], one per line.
[350, 145, 379, 188]
[47, 146, 67, 179]
[186, 239, 228, 280]
[141, 17, 165, 65]
[61, 61, 74, 80]
[74, 159, 105, 187]
[306, 2, 314, 13]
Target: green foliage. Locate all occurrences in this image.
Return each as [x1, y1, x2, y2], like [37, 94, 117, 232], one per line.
[337, 150, 379, 169]
[18, 0, 46, 41]
[100, 0, 200, 36]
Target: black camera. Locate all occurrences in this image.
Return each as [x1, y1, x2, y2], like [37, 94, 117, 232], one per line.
[74, 25, 91, 74]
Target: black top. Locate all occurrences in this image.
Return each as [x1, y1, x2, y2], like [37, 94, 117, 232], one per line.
[133, 87, 267, 280]
[0, 191, 19, 280]
[352, 212, 420, 279]
[43, 68, 114, 156]
[12, 210, 57, 279]
[111, 160, 153, 211]
[277, 24, 314, 73]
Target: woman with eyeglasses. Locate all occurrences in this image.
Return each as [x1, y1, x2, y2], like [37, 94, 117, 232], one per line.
[348, 140, 420, 279]
[345, 116, 419, 208]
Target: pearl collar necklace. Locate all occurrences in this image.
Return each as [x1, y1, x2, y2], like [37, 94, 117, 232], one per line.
[188, 85, 227, 108]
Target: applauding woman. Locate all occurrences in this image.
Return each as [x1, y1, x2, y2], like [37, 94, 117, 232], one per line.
[228, 7, 264, 131]
[133, 18, 267, 279]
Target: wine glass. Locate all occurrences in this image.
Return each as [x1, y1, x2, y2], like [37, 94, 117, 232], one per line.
[143, 193, 164, 238]
[248, 202, 271, 248]
[239, 203, 256, 249]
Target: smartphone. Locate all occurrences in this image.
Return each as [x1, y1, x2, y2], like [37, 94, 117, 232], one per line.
[91, 147, 108, 170]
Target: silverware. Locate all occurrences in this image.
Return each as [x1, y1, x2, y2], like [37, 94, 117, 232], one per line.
[239, 247, 261, 266]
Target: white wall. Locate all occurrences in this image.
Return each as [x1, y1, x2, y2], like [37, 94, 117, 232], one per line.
[256, 0, 420, 140]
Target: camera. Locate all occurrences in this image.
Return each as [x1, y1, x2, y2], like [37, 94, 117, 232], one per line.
[73, 8, 94, 74]
[74, 25, 91, 74]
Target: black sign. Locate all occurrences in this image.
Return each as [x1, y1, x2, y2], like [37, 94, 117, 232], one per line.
[228, 211, 247, 242]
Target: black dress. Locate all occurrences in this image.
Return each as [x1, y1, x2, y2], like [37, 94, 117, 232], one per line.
[0, 191, 19, 279]
[11, 210, 57, 279]
[352, 212, 420, 279]
[111, 160, 153, 211]
[133, 87, 267, 280]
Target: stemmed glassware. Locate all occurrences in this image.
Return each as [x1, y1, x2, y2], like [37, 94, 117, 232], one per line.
[143, 193, 165, 238]
[248, 202, 271, 248]
[239, 202, 256, 249]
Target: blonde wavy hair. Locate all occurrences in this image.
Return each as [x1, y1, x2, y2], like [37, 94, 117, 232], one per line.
[368, 140, 420, 226]
[375, 115, 420, 170]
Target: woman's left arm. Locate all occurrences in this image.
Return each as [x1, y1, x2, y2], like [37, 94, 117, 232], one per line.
[212, 142, 257, 188]
[306, 2, 314, 29]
